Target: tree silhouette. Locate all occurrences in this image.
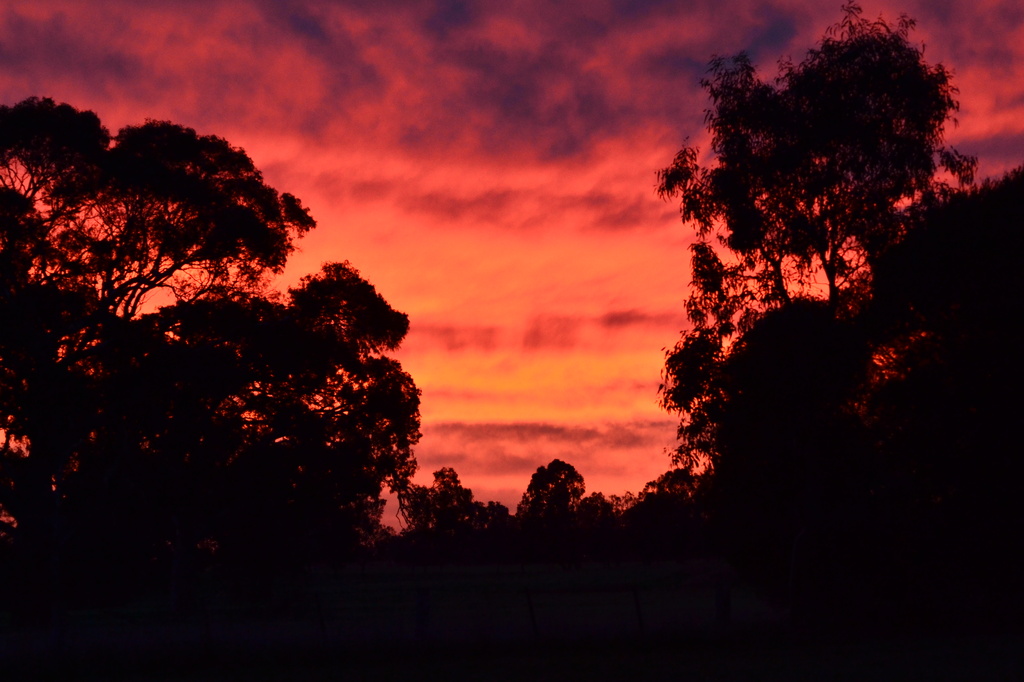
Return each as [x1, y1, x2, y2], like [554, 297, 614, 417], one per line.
[517, 459, 584, 563]
[860, 168, 1024, 618]
[654, 7, 1010, 620]
[0, 98, 420, 621]
[396, 468, 517, 563]
[622, 468, 706, 560]
[401, 467, 476, 537]
[517, 459, 585, 527]
[658, 4, 974, 471]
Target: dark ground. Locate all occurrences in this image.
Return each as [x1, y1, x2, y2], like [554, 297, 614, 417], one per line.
[2, 562, 1021, 680]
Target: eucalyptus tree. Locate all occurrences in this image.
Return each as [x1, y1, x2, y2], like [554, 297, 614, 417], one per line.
[0, 98, 420, 619]
[658, 3, 974, 471]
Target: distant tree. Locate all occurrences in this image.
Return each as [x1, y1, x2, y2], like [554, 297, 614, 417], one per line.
[577, 492, 616, 532]
[0, 98, 420, 620]
[471, 500, 511, 533]
[622, 469, 706, 560]
[640, 468, 702, 500]
[400, 467, 476, 537]
[516, 459, 585, 530]
[657, 4, 974, 471]
[395, 468, 516, 563]
[576, 492, 621, 561]
[517, 459, 585, 563]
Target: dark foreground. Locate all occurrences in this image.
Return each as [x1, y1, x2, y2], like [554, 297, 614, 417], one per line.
[2, 562, 1021, 680]
[4, 631, 1023, 681]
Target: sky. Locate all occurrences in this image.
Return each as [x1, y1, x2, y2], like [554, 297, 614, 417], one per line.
[2, 0, 1023, 518]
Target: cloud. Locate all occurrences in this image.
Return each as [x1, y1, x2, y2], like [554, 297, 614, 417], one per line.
[403, 308, 684, 358]
[598, 309, 681, 329]
[517, 310, 684, 351]
[416, 446, 538, 478]
[411, 323, 501, 352]
[398, 189, 522, 225]
[0, 8, 144, 100]
[958, 131, 1024, 179]
[390, 184, 674, 233]
[425, 420, 676, 452]
[522, 316, 581, 350]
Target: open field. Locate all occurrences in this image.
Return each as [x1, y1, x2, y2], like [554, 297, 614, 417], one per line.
[2, 560, 1022, 680]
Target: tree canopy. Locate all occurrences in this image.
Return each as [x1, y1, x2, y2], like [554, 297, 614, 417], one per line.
[0, 97, 420, 619]
[658, 3, 975, 471]
[655, 6, 1024, 624]
[516, 458, 585, 530]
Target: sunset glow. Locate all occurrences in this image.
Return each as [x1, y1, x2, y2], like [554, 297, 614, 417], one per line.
[4, 0, 1023, 513]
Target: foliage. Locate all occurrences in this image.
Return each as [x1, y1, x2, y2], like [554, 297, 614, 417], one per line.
[860, 168, 1024, 605]
[400, 467, 476, 536]
[658, 3, 974, 471]
[651, 7, 1024, 624]
[516, 458, 585, 531]
[0, 98, 420, 617]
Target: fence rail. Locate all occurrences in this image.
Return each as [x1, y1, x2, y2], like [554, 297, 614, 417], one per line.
[0, 560, 784, 661]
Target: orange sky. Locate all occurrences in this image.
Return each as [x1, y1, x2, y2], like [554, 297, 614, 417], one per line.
[3, 0, 1023, 517]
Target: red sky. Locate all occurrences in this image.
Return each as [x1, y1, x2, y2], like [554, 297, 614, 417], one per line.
[3, 0, 1023, 517]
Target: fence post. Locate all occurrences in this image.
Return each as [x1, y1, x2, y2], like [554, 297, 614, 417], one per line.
[632, 587, 645, 634]
[525, 589, 539, 640]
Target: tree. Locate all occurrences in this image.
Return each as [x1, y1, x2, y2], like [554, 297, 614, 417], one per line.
[576, 492, 621, 561]
[861, 168, 1024, 615]
[395, 467, 516, 563]
[621, 469, 706, 560]
[516, 459, 585, 562]
[655, 8, 986, 618]
[658, 3, 975, 471]
[400, 467, 476, 537]
[0, 98, 420, 620]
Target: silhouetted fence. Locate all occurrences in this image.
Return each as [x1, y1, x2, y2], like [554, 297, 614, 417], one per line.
[0, 560, 782, 661]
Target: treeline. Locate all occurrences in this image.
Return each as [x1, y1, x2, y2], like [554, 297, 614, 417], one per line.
[384, 461, 705, 565]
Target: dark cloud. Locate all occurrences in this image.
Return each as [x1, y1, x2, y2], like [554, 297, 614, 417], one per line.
[266, 5, 331, 44]
[426, 32, 631, 161]
[956, 132, 1024, 180]
[416, 447, 538, 477]
[598, 309, 681, 329]
[426, 419, 676, 450]
[640, 47, 709, 82]
[0, 9, 142, 98]
[743, 6, 800, 61]
[412, 323, 501, 352]
[409, 309, 683, 355]
[398, 189, 522, 224]
[423, 0, 477, 38]
[574, 191, 673, 231]
[522, 316, 581, 350]
[609, 0, 682, 22]
[391, 185, 673, 232]
[0, 3, 387, 140]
